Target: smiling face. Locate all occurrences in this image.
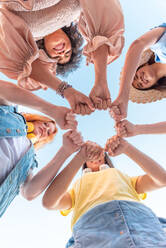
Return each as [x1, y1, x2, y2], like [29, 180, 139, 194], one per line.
[33, 121, 56, 142]
[86, 153, 105, 172]
[44, 29, 72, 64]
[132, 64, 158, 90]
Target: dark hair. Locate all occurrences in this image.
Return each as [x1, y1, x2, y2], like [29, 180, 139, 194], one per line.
[133, 54, 166, 91]
[36, 23, 84, 77]
[82, 152, 114, 170]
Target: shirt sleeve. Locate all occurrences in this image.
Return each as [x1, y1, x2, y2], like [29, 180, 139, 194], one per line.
[149, 23, 166, 63]
[0, 8, 57, 91]
[131, 176, 147, 200]
[60, 188, 75, 216]
[78, 0, 125, 65]
[0, 0, 34, 11]
[157, 23, 166, 28]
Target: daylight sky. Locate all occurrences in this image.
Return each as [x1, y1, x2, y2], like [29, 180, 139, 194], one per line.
[1, 1, 166, 247]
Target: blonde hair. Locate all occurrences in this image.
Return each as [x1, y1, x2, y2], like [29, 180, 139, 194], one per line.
[22, 113, 58, 150]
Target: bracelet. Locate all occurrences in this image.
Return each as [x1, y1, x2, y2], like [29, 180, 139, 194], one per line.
[56, 81, 72, 98]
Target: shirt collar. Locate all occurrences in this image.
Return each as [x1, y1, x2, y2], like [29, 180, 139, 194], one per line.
[83, 164, 110, 174]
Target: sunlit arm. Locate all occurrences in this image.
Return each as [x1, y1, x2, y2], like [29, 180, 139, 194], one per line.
[123, 143, 166, 193]
[135, 122, 166, 135]
[92, 45, 108, 84]
[42, 151, 85, 210]
[0, 80, 56, 115]
[21, 148, 71, 201]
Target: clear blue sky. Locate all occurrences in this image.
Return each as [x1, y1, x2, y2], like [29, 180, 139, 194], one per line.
[1, 1, 166, 247]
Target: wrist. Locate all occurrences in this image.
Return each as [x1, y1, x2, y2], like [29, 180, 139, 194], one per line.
[118, 88, 129, 102]
[63, 86, 74, 99]
[136, 124, 150, 135]
[134, 125, 142, 135]
[95, 75, 107, 85]
[76, 150, 86, 163]
[122, 142, 133, 155]
[56, 81, 72, 98]
[60, 147, 73, 158]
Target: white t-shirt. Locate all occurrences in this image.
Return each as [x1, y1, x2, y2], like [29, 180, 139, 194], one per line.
[0, 137, 31, 184]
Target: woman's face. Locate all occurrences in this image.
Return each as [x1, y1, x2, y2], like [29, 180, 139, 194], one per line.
[132, 64, 158, 90]
[44, 29, 72, 64]
[86, 154, 105, 172]
[33, 121, 56, 141]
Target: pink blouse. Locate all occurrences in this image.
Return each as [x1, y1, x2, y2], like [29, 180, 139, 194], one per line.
[0, 0, 124, 90]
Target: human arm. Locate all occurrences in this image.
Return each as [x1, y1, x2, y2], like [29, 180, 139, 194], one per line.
[0, 80, 77, 130]
[42, 141, 104, 210]
[115, 120, 166, 137]
[110, 27, 166, 121]
[21, 129, 83, 200]
[89, 45, 112, 110]
[78, 0, 124, 110]
[105, 135, 166, 193]
[30, 59, 94, 116]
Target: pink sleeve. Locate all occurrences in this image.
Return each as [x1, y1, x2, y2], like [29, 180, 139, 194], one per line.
[0, 8, 57, 91]
[0, 0, 34, 10]
[78, 0, 125, 65]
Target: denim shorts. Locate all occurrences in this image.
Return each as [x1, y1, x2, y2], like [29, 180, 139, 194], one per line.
[66, 200, 166, 248]
[0, 105, 37, 217]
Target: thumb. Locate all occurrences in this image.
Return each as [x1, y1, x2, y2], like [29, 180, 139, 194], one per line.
[63, 130, 72, 138]
[107, 99, 112, 108]
[86, 97, 95, 110]
[68, 99, 76, 113]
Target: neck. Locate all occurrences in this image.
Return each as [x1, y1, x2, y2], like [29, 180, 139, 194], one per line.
[152, 62, 166, 79]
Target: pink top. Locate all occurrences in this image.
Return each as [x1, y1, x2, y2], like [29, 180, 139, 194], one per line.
[0, 0, 124, 90]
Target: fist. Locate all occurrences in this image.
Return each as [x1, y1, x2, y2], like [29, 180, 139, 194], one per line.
[115, 120, 137, 137]
[80, 141, 104, 162]
[63, 130, 84, 155]
[105, 135, 128, 156]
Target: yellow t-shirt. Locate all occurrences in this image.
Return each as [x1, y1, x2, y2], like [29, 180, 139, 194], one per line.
[61, 168, 146, 230]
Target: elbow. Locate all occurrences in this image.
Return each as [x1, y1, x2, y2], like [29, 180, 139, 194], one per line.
[23, 194, 36, 201]
[21, 187, 36, 201]
[42, 196, 51, 209]
[152, 174, 166, 188]
[157, 175, 166, 187]
[42, 195, 57, 210]
[128, 39, 145, 53]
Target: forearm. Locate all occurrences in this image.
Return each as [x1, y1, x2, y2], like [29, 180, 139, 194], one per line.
[124, 143, 166, 185]
[42, 151, 84, 208]
[135, 122, 166, 135]
[30, 59, 62, 91]
[118, 41, 144, 99]
[92, 45, 108, 83]
[0, 80, 56, 115]
[22, 148, 71, 200]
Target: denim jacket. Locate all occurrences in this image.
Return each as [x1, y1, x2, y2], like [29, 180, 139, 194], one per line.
[0, 105, 37, 217]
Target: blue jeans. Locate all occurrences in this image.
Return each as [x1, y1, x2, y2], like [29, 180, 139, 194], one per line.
[66, 200, 166, 248]
[0, 105, 37, 217]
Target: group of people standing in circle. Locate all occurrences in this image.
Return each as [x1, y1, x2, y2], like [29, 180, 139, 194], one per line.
[0, 0, 166, 247]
